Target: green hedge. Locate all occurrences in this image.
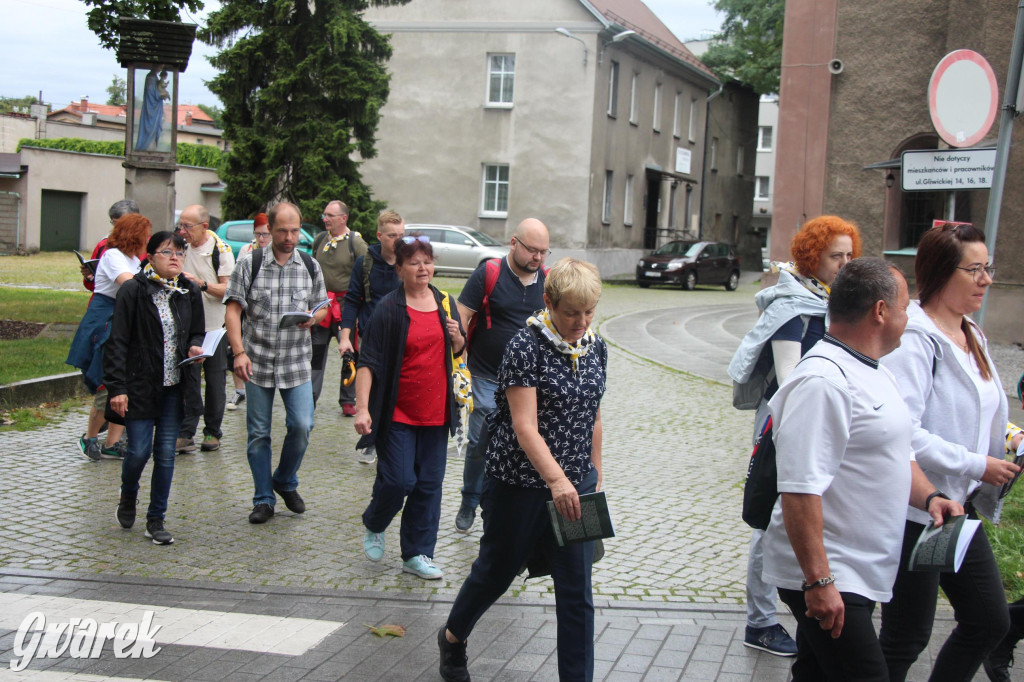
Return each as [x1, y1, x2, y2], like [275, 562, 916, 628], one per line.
[17, 137, 224, 169]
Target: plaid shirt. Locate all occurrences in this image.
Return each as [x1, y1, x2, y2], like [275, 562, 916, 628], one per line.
[225, 248, 327, 389]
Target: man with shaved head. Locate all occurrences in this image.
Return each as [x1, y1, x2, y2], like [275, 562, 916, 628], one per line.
[453, 218, 551, 532]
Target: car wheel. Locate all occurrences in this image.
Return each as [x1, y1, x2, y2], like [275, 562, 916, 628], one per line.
[725, 271, 740, 291]
[637, 281, 650, 288]
[682, 271, 697, 291]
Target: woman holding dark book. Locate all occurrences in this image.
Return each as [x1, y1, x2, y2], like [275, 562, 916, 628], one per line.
[878, 222, 1023, 681]
[438, 258, 608, 682]
[105, 231, 206, 546]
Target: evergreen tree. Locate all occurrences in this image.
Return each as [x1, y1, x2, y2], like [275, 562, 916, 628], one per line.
[700, 0, 784, 95]
[199, 0, 408, 237]
[106, 75, 127, 106]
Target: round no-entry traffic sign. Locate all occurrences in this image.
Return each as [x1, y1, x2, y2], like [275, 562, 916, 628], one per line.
[929, 49, 999, 148]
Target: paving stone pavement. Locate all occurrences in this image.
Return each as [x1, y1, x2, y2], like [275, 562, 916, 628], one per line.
[1, 278, 1020, 680]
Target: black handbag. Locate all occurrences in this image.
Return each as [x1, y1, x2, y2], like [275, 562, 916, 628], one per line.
[742, 415, 777, 531]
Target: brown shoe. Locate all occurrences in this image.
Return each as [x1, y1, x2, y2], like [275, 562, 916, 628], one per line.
[176, 437, 196, 454]
[200, 434, 220, 451]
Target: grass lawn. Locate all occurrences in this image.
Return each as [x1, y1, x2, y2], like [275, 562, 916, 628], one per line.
[0, 338, 76, 385]
[987, 489, 1024, 599]
[0, 251, 88, 290]
[0, 286, 91, 324]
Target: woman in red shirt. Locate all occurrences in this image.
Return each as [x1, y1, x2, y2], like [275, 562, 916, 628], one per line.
[354, 234, 466, 580]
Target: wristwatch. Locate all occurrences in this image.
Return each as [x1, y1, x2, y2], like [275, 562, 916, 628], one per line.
[801, 574, 836, 591]
[924, 490, 949, 509]
[200, 281, 208, 292]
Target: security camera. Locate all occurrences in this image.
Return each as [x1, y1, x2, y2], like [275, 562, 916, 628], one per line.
[828, 59, 844, 75]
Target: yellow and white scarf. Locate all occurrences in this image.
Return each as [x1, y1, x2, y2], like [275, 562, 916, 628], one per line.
[144, 263, 189, 294]
[323, 232, 351, 252]
[527, 309, 596, 373]
[771, 261, 830, 300]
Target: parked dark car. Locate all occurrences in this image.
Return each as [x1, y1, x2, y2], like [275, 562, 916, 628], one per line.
[636, 240, 741, 291]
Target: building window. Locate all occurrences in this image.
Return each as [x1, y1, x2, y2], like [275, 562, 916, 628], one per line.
[673, 92, 681, 138]
[710, 137, 718, 171]
[758, 126, 773, 151]
[653, 84, 662, 132]
[736, 145, 745, 176]
[629, 74, 638, 125]
[688, 97, 699, 142]
[684, 185, 693, 232]
[481, 164, 510, 217]
[624, 174, 634, 226]
[608, 61, 619, 117]
[602, 170, 614, 224]
[756, 176, 770, 199]
[487, 54, 515, 106]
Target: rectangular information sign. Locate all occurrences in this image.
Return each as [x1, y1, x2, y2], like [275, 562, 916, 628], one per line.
[901, 148, 995, 191]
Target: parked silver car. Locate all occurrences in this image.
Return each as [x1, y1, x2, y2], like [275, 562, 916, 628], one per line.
[404, 224, 508, 275]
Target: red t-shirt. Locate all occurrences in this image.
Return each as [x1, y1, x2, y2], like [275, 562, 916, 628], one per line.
[393, 307, 449, 426]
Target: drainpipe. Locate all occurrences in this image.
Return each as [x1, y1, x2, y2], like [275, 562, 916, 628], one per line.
[0, 191, 22, 252]
[698, 83, 725, 240]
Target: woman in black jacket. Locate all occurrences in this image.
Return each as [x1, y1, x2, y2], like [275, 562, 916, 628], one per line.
[105, 231, 206, 545]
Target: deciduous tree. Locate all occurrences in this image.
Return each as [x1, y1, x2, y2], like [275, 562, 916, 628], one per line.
[81, 0, 204, 51]
[106, 75, 126, 106]
[200, 0, 408, 237]
[700, 0, 784, 95]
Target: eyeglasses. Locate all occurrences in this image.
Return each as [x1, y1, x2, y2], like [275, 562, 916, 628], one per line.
[154, 249, 185, 259]
[176, 222, 200, 231]
[956, 264, 996, 282]
[401, 235, 430, 244]
[253, 232, 271, 238]
[322, 213, 343, 220]
[513, 237, 551, 257]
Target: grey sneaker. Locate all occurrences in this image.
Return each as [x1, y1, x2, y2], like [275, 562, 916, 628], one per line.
[455, 502, 476, 533]
[226, 391, 245, 411]
[79, 434, 102, 462]
[116, 493, 136, 529]
[743, 624, 798, 656]
[364, 529, 385, 562]
[358, 447, 377, 465]
[144, 518, 174, 545]
[101, 442, 126, 460]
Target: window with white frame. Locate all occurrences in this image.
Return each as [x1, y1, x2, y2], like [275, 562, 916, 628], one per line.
[673, 92, 681, 138]
[758, 126, 773, 151]
[653, 84, 662, 131]
[487, 54, 515, 106]
[481, 164, 510, 216]
[736, 145, 745, 175]
[608, 61, 619, 117]
[688, 97, 699, 141]
[624, 174, 634, 226]
[602, 170, 614, 224]
[710, 137, 718, 171]
[629, 74, 638, 124]
[756, 176, 770, 199]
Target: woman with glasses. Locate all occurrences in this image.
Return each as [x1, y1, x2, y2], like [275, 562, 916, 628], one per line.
[228, 214, 272, 411]
[105, 231, 206, 545]
[355, 233, 466, 580]
[878, 222, 1023, 681]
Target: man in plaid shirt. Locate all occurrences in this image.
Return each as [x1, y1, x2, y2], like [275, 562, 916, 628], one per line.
[225, 202, 328, 525]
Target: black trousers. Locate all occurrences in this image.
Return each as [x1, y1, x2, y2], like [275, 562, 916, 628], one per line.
[879, 518, 1010, 682]
[778, 588, 888, 681]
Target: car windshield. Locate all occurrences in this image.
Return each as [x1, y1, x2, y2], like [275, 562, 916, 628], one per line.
[653, 241, 696, 256]
[683, 243, 704, 258]
[464, 228, 502, 246]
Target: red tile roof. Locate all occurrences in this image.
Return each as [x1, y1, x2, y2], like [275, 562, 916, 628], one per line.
[52, 101, 215, 127]
[586, 0, 718, 80]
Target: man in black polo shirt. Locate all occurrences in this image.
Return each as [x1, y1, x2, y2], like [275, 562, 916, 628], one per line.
[453, 218, 550, 532]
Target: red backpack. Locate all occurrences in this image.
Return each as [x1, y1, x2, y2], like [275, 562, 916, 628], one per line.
[466, 258, 549, 345]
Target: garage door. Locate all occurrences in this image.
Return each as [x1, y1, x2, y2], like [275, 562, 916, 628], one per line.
[40, 190, 83, 251]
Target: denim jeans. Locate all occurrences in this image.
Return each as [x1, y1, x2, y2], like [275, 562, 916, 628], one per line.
[362, 422, 448, 559]
[448, 468, 598, 682]
[121, 385, 182, 520]
[244, 381, 314, 507]
[459, 376, 498, 509]
[179, 335, 227, 440]
[879, 517, 1010, 682]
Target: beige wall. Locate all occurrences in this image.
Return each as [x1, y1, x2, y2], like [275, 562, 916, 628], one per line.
[0, 147, 221, 252]
[0, 114, 223, 154]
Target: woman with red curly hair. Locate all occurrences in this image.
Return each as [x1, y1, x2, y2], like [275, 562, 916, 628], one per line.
[728, 214, 860, 656]
[67, 213, 152, 462]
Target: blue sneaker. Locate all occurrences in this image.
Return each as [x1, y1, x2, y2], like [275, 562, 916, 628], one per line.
[743, 623, 798, 656]
[402, 555, 443, 580]
[364, 529, 385, 562]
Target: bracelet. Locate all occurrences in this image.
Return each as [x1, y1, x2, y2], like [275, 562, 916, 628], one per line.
[924, 490, 949, 509]
[233, 349, 246, 356]
[801, 574, 836, 591]
[200, 281, 208, 292]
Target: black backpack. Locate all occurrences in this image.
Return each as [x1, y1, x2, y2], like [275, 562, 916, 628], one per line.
[742, 355, 847, 531]
[246, 247, 317, 298]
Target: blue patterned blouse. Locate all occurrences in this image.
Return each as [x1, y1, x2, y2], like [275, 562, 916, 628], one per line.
[485, 326, 607, 488]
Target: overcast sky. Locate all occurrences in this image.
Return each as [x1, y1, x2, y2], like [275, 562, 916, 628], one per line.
[1, 0, 722, 110]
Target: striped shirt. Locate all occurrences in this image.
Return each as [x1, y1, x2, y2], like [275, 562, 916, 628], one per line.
[225, 248, 327, 389]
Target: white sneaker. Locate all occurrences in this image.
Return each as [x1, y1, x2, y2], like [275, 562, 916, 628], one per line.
[402, 555, 443, 580]
[226, 392, 245, 411]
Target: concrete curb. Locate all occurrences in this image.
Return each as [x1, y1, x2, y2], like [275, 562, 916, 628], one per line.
[0, 371, 86, 408]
